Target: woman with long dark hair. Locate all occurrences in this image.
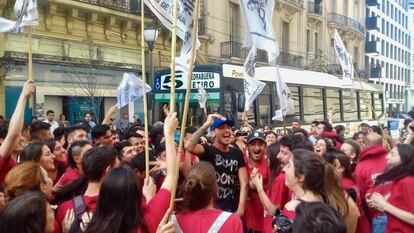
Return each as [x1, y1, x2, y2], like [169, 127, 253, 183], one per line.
[20, 141, 56, 179]
[172, 162, 243, 232]
[0, 191, 55, 233]
[84, 166, 149, 233]
[83, 112, 178, 233]
[45, 139, 67, 184]
[367, 144, 414, 232]
[251, 143, 290, 233]
[282, 149, 359, 233]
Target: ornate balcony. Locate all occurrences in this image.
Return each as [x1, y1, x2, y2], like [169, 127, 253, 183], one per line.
[74, 0, 152, 15]
[327, 13, 365, 39]
[220, 41, 268, 63]
[278, 52, 304, 69]
[276, 0, 305, 16]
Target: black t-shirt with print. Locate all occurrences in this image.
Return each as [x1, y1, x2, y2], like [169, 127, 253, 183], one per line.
[199, 144, 245, 212]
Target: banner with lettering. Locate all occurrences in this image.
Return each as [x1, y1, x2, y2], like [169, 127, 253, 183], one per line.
[240, 0, 279, 65]
[0, 0, 38, 32]
[272, 66, 293, 121]
[334, 30, 355, 88]
[116, 73, 152, 108]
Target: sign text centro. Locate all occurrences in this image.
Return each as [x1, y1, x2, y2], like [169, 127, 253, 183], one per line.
[155, 72, 220, 90]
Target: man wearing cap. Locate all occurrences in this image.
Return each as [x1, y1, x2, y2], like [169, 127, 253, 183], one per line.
[359, 121, 370, 134]
[186, 114, 248, 216]
[244, 132, 270, 232]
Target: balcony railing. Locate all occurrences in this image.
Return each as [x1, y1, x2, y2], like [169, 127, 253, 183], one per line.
[220, 41, 268, 63]
[285, 0, 305, 8]
[307, 2, 322, 15]
[278, 52, 304, 69]
[327, 13, 365, 36]
[75, 0, 152, 15]
[366, 16, 379, 31]
[367, 0, 380, 7]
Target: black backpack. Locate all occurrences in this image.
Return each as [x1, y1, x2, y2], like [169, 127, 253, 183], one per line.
[68, 195, 88, 233]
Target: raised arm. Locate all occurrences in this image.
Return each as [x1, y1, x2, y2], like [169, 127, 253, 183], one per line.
[236, 167, 248, 217]
[251, 173, 279, 215]
[185, 114, 223, 155]
[101, 105, 117, 125]
[0, 80, 35, 158]
[161, 112, 179, 192]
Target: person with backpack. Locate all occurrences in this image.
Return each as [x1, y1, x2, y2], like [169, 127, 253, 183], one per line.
[172, 161, 243, 232]
[71, 112, 179, 233]
[54, 146, 120, 233]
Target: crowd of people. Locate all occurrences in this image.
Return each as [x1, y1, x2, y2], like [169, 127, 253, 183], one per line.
[0, 80, 414, 233]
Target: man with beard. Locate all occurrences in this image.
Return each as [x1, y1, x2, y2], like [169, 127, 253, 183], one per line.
[243, 132, 270, 232]
[186, 114, 248, 216]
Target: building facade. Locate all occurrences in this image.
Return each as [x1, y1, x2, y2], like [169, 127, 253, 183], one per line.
[366, 0, 412, 113]
[0, 0, 201, 123]
[409, 0, 414, 112]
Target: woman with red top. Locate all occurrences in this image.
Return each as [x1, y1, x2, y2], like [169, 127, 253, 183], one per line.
[251, 143, 290, 233]
[45, 140, 67, 185]
[19, 141, 56, 180]
[173, 161, 243, 233]
[82, 112, 178, 233]
[367, 144, 414, 233]
[281, 149, 359, 233]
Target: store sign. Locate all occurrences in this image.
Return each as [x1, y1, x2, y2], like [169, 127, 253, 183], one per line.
[155, 72, 220, 91]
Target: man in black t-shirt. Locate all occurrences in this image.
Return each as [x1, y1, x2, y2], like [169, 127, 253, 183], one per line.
[185, 114, 248, 215]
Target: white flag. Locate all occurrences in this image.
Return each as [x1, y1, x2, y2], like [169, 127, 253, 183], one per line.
[116, 73, 152, 109]
[244, 47, 265, 111]
[197, 86, 207, 108]
[144, 0, 200, 72]
[240, 0, 279, 65]
[0, 0, 38, 33]
[334, 30, 354, 87]
[272, 66, 293, 121]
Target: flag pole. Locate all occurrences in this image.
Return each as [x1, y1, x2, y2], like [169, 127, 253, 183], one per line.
[169, 0, 201, 210]
[169, 0, 179, 112]
[140, 0, 150, 178]
[28, 27, 33, 109]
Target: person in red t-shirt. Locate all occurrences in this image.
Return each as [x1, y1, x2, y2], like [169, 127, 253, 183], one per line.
[243, 132, 270, 232]
[0, 80, 35, 186]
[367, 144, 414, 233]
[82, 112, 179, 233]
[251, 143, 289, 233]
[55, 146, 120, 233]
[55, 140, 91, 189]
[354, 133, 388, 233]
[174, 161, 243, 233]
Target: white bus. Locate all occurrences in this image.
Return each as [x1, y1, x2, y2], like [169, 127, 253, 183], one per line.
[153, 64, 385, 136]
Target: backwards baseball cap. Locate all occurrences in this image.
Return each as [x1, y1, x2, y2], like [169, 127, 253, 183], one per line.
[247, 132, 265, 144]
[360, 120, 370, 126]
[210, 118, 234, 131]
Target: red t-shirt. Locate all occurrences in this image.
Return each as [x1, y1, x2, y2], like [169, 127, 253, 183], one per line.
[366, 181, 393, 218]
[56, 168, 82, 186]
[342, 177, 355, 189]
[282, 206, 296, 220]
[386, 176, 414, 233]
[243, 157, 270, 231]
[55, 195, 98, 233]
[138, 188, 171, 233]
[263, 173, 289, 233]
[0, 155, 17, 186]
[175, 209, 243, 233]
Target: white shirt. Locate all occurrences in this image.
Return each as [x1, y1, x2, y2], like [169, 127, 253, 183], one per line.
[43, 120, 60, 135]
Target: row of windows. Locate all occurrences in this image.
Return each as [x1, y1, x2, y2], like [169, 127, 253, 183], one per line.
[378, 38, 411, 64]
[378, 17, 411, 47]
[385, 83, 405, 100]
[380, 0, 409, 27]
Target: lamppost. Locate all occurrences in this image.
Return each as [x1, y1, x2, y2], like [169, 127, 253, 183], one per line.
[144, 25, 159, 88]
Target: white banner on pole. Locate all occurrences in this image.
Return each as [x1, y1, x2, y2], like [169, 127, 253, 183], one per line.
[243, 47, 265, 111]
[240, 0, 279, 65]
[116, 73, 152, 109]
[197, 86, 207, 108]
[0, 0, 38, 33]
[334, 30, 355, 88]
[144, 0, 200, 72]
[272, 66, 293, 121]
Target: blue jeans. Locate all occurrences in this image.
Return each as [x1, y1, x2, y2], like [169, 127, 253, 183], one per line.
[372, 214, 387, 233]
